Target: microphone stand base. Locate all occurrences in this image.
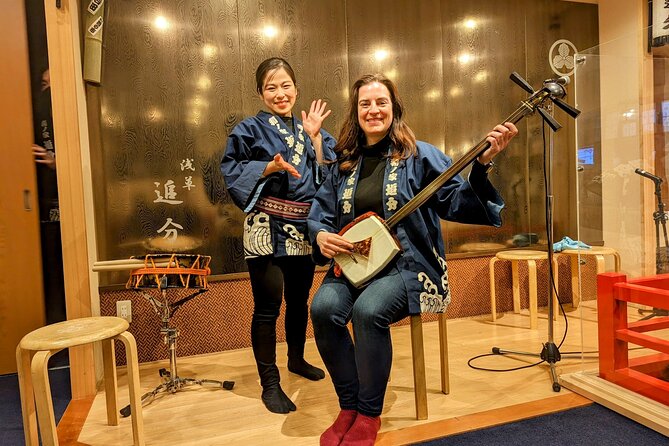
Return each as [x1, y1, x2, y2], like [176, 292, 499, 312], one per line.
[492, 342, 564, 392]
[638, 307, 669, 320]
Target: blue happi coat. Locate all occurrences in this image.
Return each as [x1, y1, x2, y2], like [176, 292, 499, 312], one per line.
[307, 141, 504, 314]
[221, 111, 336, 258]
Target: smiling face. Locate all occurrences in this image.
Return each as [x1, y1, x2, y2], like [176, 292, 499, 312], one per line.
[260, 67, 297, 117]
[357, 81, 393, 145]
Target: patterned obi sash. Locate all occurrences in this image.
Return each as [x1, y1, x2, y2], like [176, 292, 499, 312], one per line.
[255, 196, 311, 221]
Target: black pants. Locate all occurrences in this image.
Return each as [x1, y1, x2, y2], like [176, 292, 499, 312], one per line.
[40, 221, 66, 325]
[246, 255, 315, 384]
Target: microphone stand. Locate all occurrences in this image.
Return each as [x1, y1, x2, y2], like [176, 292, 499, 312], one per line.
[542, 103, 561, 390]
[637, 172, 669, 319]
[489, 74, 580, 392]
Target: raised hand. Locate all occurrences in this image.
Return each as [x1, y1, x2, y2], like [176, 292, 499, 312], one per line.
[264, 153, 301, 178]
[301, 99, 332, 139]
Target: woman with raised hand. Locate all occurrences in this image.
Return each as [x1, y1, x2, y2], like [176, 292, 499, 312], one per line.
[221, 57, 336, 414]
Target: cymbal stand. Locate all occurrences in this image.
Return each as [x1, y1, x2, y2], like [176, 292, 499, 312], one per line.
[120, 283, 234, 417]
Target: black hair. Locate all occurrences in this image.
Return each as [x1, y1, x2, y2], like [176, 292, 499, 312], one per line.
[255, 57, 297, 94]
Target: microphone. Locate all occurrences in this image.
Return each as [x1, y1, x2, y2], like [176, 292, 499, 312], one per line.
[542, 76, 569, 99]
[635, 168, 663, 184]
[543, 76, 570, 86]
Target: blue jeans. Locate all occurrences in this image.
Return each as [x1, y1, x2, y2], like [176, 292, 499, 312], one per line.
[311, 266, 409, 417]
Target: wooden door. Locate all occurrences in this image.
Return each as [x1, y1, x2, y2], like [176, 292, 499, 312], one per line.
[0, 0, 46, 375]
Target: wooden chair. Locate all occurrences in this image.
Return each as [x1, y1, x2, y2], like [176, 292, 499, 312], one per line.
[489, 250, 559, 329]
[16, 316, 145, 446]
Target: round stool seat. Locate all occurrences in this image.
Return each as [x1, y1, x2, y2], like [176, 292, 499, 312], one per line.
[19, 316, 129, 351]
[561, 246, 618, 256]
[495, 249, 547, 261]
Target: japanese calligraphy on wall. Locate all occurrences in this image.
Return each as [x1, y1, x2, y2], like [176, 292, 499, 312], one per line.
[152, 158, 197, 241]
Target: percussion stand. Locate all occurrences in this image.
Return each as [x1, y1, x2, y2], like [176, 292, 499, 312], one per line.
[120, 278, 234, 417]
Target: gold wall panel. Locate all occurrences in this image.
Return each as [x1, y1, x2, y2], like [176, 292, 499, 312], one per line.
[89, 0, 599, 284]
[440, 0, 528, 252]
[345, 0, 445, 147]
[525, 0, 600, 246]
[236, 0, 349, 129]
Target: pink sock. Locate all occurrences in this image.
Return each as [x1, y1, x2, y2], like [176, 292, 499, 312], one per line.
[320, 410, 358, 446]
[340, 414, 381, 446]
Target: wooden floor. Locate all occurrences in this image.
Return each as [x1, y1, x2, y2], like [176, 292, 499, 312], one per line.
[61, 301, 642, 445]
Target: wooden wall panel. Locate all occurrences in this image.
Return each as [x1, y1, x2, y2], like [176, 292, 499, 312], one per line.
[44, 0, 97, 398]
[525, 0, 600, 244]
[345, 0, 445, 150]
[236, 0, 349, 133]
[94, 0, 246, 284]
[439, 0, 528, 252]
[89, 0, 600, 282]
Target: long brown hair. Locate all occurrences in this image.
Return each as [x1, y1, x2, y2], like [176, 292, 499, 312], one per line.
[335, 74, 416, 172]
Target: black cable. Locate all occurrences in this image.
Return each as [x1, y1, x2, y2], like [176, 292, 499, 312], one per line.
[468, 353, 544, 372]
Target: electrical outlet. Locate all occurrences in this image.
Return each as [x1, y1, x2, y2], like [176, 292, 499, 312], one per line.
[116, 300, 132, 323]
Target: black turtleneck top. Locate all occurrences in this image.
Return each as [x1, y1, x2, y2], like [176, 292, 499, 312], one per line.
[280, 115, 294, 133]
[354, 136, 390, 216]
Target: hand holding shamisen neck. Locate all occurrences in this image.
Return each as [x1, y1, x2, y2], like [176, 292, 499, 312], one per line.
[477, 121, 518, 165]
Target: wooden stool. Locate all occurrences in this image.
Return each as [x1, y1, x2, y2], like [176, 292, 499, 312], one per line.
[15, 317, 145, 446]
[489, 250, 559, 329]
[561, 246, 621, 307]
[408, 313, 449, 420]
